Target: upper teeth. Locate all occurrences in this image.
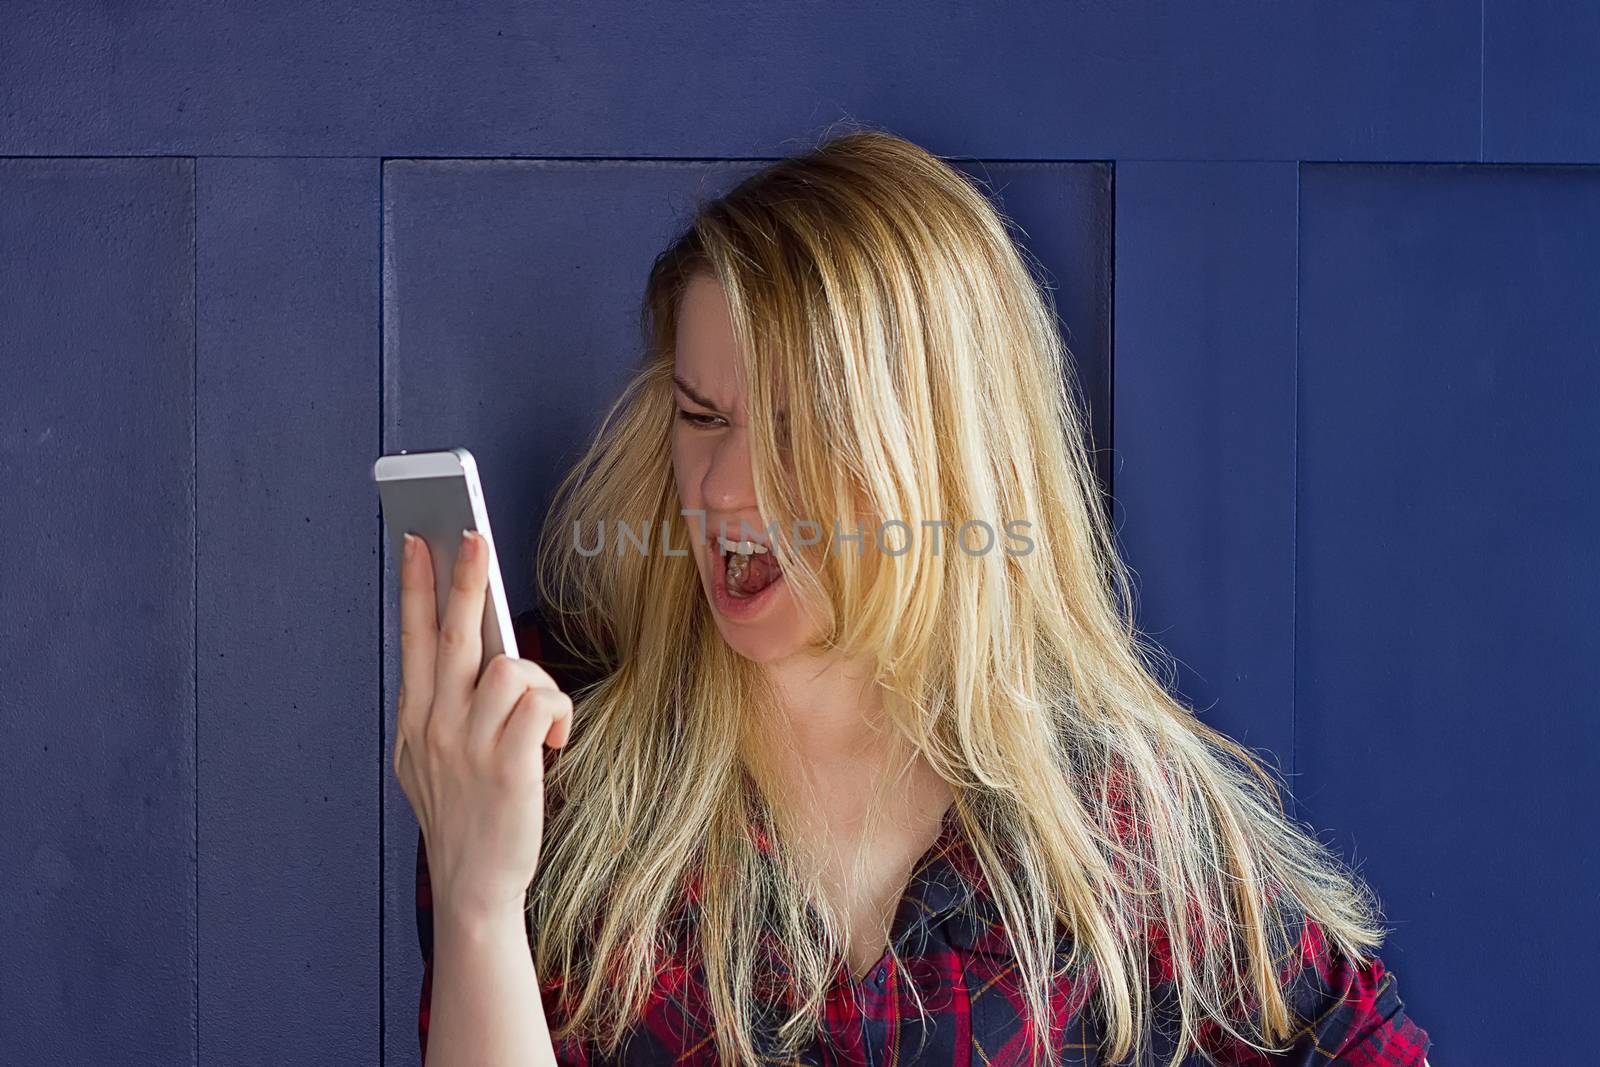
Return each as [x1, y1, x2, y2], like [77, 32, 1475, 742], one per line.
[718, 535, 769, 555]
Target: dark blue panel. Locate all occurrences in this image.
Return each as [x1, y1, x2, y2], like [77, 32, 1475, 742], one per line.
[1298, 164, 1600, 1061]
[0, 159, 196, 1062]
[1112, 162, 1301, 795]
[196, 159, 380, 1064]
[1485, 0, 1600, 161]
[0, 1, 1477, 162]
[378, 158, 1111, 1062]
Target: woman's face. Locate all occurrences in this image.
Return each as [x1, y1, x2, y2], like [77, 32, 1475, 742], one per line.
[671, 272, 819, 663]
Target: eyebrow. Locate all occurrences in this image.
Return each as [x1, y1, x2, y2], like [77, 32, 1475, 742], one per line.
[671, 374, 723, 411]
[670, 374, 788, 423]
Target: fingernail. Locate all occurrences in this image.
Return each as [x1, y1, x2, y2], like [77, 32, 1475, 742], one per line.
[403, 533, 417, 562]
[460, 528, 477, 561]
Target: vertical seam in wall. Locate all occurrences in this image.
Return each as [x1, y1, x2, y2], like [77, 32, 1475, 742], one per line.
[377, 155, 387, 1066]
[1291, 161, 1302, 824]
[1106, 160, 1116, 512]
[191, 156, 201, 1067]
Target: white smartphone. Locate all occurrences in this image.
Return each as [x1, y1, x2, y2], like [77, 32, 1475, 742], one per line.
[373, 447, 518, 678]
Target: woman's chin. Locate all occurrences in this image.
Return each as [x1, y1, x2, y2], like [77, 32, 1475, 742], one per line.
[710, 609, 800, 663]
[721, 633, 785, 664]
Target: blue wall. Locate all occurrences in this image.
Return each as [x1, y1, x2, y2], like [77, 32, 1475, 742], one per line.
[2, 3, 1595, 1064]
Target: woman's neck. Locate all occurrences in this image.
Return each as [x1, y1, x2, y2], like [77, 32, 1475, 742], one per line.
[758, 646, 949, 834]
[761, 645, 888, 767]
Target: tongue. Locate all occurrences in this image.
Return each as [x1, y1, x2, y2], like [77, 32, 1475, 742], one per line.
[728, 551, 782, 596]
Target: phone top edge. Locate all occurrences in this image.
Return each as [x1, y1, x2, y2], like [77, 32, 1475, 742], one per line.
[373, 449, 469, 481]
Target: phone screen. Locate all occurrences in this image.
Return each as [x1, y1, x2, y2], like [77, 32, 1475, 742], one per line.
[374, 449, 519, 675]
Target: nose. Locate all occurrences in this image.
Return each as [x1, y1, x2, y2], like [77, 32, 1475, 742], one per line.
[701, 423, 756, 513]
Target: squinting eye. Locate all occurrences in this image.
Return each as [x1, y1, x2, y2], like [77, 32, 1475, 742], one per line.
[677, 409, 725, 429]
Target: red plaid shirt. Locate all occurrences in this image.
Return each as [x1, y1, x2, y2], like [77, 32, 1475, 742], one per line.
[415, 612, 1431, 1066]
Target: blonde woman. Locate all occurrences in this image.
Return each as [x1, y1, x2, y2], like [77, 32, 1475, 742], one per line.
[394, 129, 1433, 1066]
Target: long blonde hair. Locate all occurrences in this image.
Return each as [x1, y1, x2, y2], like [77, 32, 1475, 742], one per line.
[529, 124, 1388, 1066]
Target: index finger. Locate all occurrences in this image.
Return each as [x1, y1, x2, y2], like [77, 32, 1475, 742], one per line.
[396, 531, 439, 744]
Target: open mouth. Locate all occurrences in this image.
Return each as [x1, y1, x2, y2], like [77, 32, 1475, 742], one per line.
[717, 534, 784, 598]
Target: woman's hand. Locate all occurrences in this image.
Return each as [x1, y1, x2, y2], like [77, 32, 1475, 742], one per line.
[391, 529, 574, 925]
